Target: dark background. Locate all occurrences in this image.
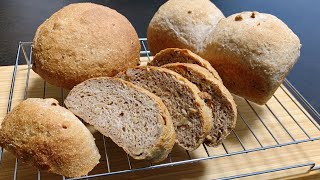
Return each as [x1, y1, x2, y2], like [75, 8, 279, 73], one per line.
[0, 0, 319, 112]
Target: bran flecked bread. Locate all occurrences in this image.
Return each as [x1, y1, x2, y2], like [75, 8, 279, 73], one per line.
[147, 0, 225, 55]
[148, 48, 222, 81]
[116, 66, 213, 151]
[0, 98, 100, 178]
[32, 3, 140, 89]
[65, 77, 175, 163]
[202, 11, 301, 104]
[163, 63, 237, 146]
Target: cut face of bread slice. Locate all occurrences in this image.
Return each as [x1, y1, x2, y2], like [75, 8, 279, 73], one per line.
[148, 48, 222, 81]
[0, 98, 100, 178]
[163, 63, 237, 147]
[116, 66, 213, 151]
[64, 77, 175, 163]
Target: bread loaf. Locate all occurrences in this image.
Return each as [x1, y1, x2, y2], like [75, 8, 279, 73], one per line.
[65, 77, 175, 163]
[163, 63, 237, 146]
[202, 11, 301, 104]
[32, 3, 140, 89]
[0, 98, 100, 178]
[147, 0, 225, 55]
[116, 66, 213, 151]
[148, 48, 222, 81]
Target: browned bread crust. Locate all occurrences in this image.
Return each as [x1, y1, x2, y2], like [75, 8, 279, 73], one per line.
[147, 0, 224, 55]
[202, 11, 301, 104]
[0, 98, 100, 178]
[32, 3, 140, 89]
[149, 48, 222, 81]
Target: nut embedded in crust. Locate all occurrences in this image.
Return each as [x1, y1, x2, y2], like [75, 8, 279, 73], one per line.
[235, 15, 243, 21]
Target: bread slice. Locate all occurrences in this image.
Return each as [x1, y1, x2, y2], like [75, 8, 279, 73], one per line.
[116, 66, 213, 151]
[163, 63, 237, 146]
[0, 98, 100, 178]
[148, 48, 222, 81]
[64, 77, 175, 163]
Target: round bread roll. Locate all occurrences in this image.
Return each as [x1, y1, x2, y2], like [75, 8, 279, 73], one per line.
[147, 0, 225, 55]
[202, 11, 301, 104]
[32, 3, 140, 89]
[0, 98, 100, 178]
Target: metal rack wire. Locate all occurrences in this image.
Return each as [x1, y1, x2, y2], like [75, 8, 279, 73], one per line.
[1, 38, 320, 179]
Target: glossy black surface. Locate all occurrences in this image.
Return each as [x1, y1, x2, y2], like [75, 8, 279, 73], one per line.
[0, 0, 319, 112]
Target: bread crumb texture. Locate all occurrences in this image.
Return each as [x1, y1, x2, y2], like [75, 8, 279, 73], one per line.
[64, 77, 175, 163]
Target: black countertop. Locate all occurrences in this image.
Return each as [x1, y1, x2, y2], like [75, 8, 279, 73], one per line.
[0, 0, 319, 112]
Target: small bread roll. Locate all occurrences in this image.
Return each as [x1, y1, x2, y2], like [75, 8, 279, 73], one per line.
[147, 0, 225, 55]
[0, 98, 100, 178]
[202, 12, 301, 104]
[32, 3, 140, 89]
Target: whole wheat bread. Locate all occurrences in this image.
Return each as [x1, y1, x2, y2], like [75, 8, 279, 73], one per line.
[163, 63, 237, 146]
[32, 3, 140, 89]
[147, 0, 225, 55]
[149, 48, 222, 81]
[116, 66, 213, 151]
[64, 77, 175, 163]
[201, 12, 301, 104]
[0, 98, 100, 178]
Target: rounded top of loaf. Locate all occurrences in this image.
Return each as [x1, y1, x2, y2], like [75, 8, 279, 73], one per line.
[202, 11, 301, 104]
[147, 0, 225, 55]
[32, 3, 140, 89]
[0, 98, 100, 177]
[204, 11, 301, 78]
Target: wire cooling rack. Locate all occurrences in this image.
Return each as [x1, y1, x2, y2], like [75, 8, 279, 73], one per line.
[1, 38, 320, 179]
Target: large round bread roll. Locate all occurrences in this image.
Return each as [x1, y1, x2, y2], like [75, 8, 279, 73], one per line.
[32, 3, 140, 89]
[0, 98, 100, 178]
[147, 0, 225, 55]
[202, 11, 301, 105]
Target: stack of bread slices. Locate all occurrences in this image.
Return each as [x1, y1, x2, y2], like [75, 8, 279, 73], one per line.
[65, 47, 237, 157]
